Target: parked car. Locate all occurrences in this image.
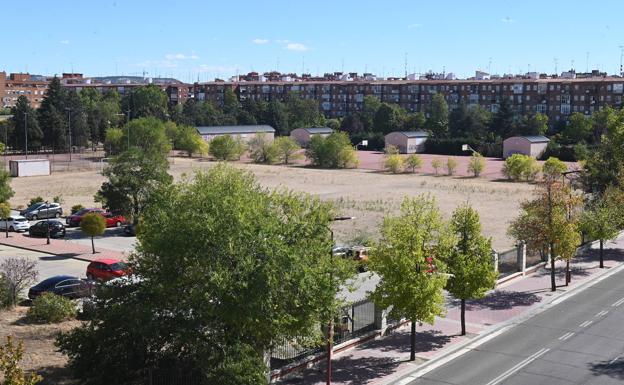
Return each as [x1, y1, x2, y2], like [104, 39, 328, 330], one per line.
[20, 202, 63, 220]
[86, 258, 130, 281]
[0, 215, 30, 232]
[28, 275, 92, 300]
[102, 212, 126, 228]
[123, 223, 136, 236]
[65, 208, 106, 227]
[28, 220, 66, 238]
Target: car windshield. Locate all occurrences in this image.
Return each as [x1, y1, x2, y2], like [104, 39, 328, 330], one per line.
[26, 203, 42, 211]
[75, 209, 89, 215]
[109, 262, 128, 271]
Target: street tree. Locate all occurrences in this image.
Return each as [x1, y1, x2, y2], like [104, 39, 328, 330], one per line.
[447, 205, 498, 335]
[579, 187, 623, 268]
[273, 136, 302, 165]
[80, 213, 106, 254]
[0, 203, 10, 238]
[58, 165, 353, 384]
[368, 196, 450, 361]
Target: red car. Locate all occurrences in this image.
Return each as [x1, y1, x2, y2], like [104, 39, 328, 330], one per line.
[66, 208, 126, 228]
[86, 258, 130, 281]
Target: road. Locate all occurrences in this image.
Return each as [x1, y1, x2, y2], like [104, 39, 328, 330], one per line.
[0, 244, 88, 281]
[405, 266, 624, 385]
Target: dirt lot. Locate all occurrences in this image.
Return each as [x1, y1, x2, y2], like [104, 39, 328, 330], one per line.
[9, 156, 536, 250]
[0, 306, 79, 384]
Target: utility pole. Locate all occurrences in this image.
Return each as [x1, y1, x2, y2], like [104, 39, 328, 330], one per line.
[23, 112, 28, 159]
[66, 108, 72, 162]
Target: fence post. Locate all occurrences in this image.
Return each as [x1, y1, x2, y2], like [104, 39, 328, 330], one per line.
[517, 241, 527, 275]
[492, 250, 499, 273]
[374, 304, 389, 336]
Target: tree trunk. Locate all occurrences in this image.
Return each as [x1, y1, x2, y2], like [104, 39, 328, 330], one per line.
[600, 239, 604, 269]
[550, 243, 556, 292]
[410, 319, 416, 361]
[566, 260, 570, 285]
[91, 236, 95, 254]
[461, 299, 466, 336]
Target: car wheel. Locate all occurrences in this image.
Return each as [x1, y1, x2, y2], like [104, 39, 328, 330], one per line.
[9, 226, 14, 232]
[31, 215, 37, 221]
[116, 221, 122, 227]
[55, 212, 61, 218]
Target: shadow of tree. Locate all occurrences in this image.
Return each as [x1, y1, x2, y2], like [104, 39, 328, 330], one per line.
[278, 356, 402, 385]
[588, 359, 624, 381]
[36, 365, 79, 385]
[357, 329, 451, 354]
[461, 290, 542, 311]
[40, 253, 79, 261]
[577, 248, 624, 265]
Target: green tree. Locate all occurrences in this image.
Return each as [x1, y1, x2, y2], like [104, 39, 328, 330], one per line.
[0, 169, 14, 204]
[446, 157, 458, 176]
[425, 93, 450, 138]
[490, 97, 515, 139]
[273, 136, 302, 165]
[503, 154, 540, 182]
[286, 92, 325, 129]
[10, 96, 42, 151]
[247, 133, 278, 164]
[447, 205, 498, 335]
[264, 100, 289, 136]
[405, 154, 423, 173]
[373, 103, 406, 134]
[176, 125, 207, 157]
[0, 336, 42, 385]
[104, 128, 124, 155]
[542, 157, 567, 182]
[222, 87, 239, 116]
[405, 112, 427, 131]
[208, 135, 245, 161]
[579, 187, 623, 268]
[384, 154, 404, 174]
[80, 213, 106, 254]
[58, 165, 353, 385]
[516, 113, 548, 136]
[563, 112, 592, 144]
[37, 76, 66, 151]
[368, 196, 450, 361]
[306, 132, 358, 168]
[339, 114, 364, 135]
[121, 84, 168, 120]
[361, 95, 382, 131]
[467, 152, 485, 177]
[121, 117, 171, 154]
[583, 108, 624, 193]
[0, 203, 10, 238]
[96, 148, 172, 224]
[431, 159, 442, 175]
[590, 106, 614, 144]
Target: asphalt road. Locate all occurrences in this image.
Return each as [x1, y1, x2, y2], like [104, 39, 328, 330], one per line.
[406, 266, 624, 385]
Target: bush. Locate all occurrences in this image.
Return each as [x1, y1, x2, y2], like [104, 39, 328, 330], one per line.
[307, 132, 359, 168]
[431, 159, 442, 175]
[273, 136, 302, 164]
[247, 133, 278, 164]
[543, 157, 567, 181]
[467, 152, 485, 177]
[502, 154, 541, 182]
[405, 154, 423, 173]
[71, 204, 85, 214]
[28, 196, 44, 207]
[27, 293, 76, 323]
[384, 154, 404, 174]
[521, 157, 540, 181]
[208, 136, 245, 161]
[53, 195, 64, 204]
[384, 145, 399, 155]
[0, 336, 43, 384]
[0, 275, 10, 309]
[446, 158, 458, 176]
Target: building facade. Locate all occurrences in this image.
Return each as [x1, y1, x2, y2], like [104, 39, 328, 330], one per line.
[290, 127, 333, 147]
[1, 72, 49, 109]
[502, 135, 550, 159]
[384, 131, 429, 153]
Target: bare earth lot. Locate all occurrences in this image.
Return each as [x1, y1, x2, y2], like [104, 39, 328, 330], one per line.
[9, 156, 536, 250]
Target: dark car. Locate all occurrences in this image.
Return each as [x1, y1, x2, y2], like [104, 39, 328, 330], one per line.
[20, 202, 63, 220]
[28, 275, 92, 300]
[28, 220, 66, 238]
[123, 223, 136, 236]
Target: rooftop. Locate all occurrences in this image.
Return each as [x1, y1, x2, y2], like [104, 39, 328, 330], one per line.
[196, 125, 275, 135]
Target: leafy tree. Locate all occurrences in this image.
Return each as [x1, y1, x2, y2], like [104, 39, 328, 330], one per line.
[431, 159, 442, 175]
[446, 157, 458, 176]
[447, 205, 498, 335]
[0, 203, 10, 238]
[10, 96, 42, 151]
[405, 154, 423, 173]
[222, 87, 239, 116]
[509, 180, 581, 291]
[521, 156, 540, 181]
[121, 117, 171, 155]
[361, 95, 382, 131]
[273, 136, 302, 164]
[0, 257, 38, 307]
[176, 125, 207, 157]
[104, 128, 124, 155]
[425, 93, 450, 138]
[384, 154, 404, 174]
[563, 113, 592, 144]
[467, 152, 485, 177]
[286, 92, 325, 129]
[579, 187, 623, 268]
[516, 113, 548, 136]
[490, 97, 515, 139]
[404, 112, 426, 131]
[339, 114, 364, 135]
[80, 213, 106, 254]
[503, 154, 540, 182]
[450, 103, 492, 140]
[590, 106, 614, 144]
[37, 76, 66, 150]
[247, 133, 278, 164]
[58, 165, 353, 385]
[306, 132, 358, 168]
[0, 170, 14, 204]
[80, 88, 121, 147]
[236, 109, 257, 125]
[0, 336, 42, 385]
[208, 136, 245, 161]
[264, 100, 289, 135]
[373, 103, 405, 134]
[583, 108, 624, 193]
[542, 157, 567, 182]
[368, 196, 450, 361]
[326, 118, 341, 131]
[96, 148, 172, 224]
[121, 84, 168, 120]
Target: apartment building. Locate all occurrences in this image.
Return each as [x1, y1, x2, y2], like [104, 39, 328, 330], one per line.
[191, 74, 624, 123]
[0, 72, 49, 109]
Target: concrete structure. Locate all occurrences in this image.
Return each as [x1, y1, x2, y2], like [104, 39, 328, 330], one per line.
[290, 127, 333, 146]
[195, 125, 275, 143]
[502, 135, 550, 159]
[384, 131, 429, 153]
[9, 159, 51, 177]
[1, 72, 48, 109]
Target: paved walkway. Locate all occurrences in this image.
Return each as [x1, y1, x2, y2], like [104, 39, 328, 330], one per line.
[278, 235, 624, 385]
[0, 232, 126, 262]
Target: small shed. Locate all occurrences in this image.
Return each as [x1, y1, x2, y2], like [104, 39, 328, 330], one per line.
[502, 135, 550, 159]
[196, 125, 275, 144]
[9, 159, 51, 177]
[290, 127, 333, 147]
[384, 131, 429, 154]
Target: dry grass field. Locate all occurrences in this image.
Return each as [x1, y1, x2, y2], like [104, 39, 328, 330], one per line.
[9, 157, 536, 250]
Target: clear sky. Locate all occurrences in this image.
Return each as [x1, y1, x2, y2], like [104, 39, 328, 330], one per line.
[5, 0, 624, 81]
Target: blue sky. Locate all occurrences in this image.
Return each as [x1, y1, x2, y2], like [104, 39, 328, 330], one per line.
[5, 0, 624, 81]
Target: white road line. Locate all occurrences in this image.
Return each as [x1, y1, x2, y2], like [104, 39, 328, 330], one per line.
[596, 310, 609, 317]
[611, 297, 624, 307]
[485, 348, 550, 385]
[579, 320, 593, 328]
[558, 332, 574, 341]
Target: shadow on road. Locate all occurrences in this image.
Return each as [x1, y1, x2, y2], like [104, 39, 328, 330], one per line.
[588, 359, 624, 380]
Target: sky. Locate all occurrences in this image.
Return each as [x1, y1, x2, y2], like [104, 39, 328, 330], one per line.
[5, 0, 624, 82]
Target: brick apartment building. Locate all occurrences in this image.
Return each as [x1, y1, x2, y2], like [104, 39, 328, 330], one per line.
[192, 71, 624, 123]
[0, 71, 49, 109]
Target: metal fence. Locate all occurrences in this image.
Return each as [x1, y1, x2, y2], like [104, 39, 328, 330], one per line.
[497, 247, 518, 277]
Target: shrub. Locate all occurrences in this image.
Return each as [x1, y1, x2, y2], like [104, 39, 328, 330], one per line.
[208, 135, 245, 161]
[446, 158, 458, 176]
[28, 196, 44, 207]
[542, 157, 567, 182]
[53, 195, 64, 204]
[405, 154, 423, 173]
[0, 336, 43, 384]
[71, 204, 85, 214]
[467, 152, 485, 177]
[385, 154, 404, 174]
[27, 293, 76, 323]
[521, 157, 540, 181]
[273, 136, 302, 164]
[0, 275, 10, 309]
[384, 145, 399, 155]
[248, 133, 279, 164]
[307, 132, 359, 168]
[503, 154, 541, 182]
[431, 159, 442, 175]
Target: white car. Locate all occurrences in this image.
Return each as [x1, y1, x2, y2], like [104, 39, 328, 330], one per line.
[0, 215, 31, 232]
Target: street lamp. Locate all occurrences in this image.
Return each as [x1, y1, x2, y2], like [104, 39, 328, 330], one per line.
[461, 144, 477, 154]
[45, 201, 50, 245]
[65, 108, 72, 162]
[355, 140, 368, 151]
[324, 215, 355, 385]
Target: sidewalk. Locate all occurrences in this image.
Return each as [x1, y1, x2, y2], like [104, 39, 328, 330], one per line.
[277, 235, 624, 385]
[0, 232, 126, 262]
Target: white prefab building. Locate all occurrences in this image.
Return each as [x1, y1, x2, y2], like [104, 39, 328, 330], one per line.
[195, 125, 275, 144]
[9, 159, 51, 177]
[502, 135, 550, 159]
[290, 127, 333, 147]
[384, 131, 429, 154]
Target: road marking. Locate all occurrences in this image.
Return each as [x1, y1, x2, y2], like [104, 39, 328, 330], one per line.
[485, 348, 550, 385]
[611, 297, 624, 307]
[579, 320, 593, 328]
[610, 355, 621, 365]
[596, 310, 609, 317]
[558, 332, 574, 341]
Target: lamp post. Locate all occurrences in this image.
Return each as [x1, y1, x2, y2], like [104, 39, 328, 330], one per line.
[355, 140, 368, 151]
[325, 215, 355, 385]
[461, 144, 477, 154]
[23, 112, 28, 159]
[65, 108, 72, 161]
[45, 201, 50, 245]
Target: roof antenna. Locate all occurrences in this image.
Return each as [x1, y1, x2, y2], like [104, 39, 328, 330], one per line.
[553, 58, 558, 74]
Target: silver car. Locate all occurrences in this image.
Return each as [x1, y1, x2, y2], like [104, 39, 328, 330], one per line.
[20, 202, 63, 220]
